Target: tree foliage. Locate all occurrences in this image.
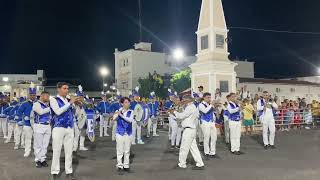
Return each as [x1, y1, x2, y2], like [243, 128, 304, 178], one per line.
[138, 72, 167, 99]
[170, 68, 191, 93]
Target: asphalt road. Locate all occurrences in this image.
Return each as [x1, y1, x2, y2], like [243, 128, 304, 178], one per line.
[0, 128, 319, 180]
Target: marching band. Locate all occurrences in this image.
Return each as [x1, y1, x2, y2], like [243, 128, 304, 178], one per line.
[0, 82, 279, 180]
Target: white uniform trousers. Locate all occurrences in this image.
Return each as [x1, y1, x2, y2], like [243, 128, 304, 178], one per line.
[178, 128, 204, 168]
[6, 122, 16, 143]
[262, 118, 275, 146]
[14, 125, 24, 148]
[170, 120, 182, 146]
[116, 133, 131, 169]
[51, 127, 74, 175]
[229, 120, 241, 152]
[168, 119, 172, 140]
[131, 121, 142, 144]
[100, 114, 110, 137]
[224, 118, 230, 143]
[33, 124, 51, 162]
[0, 117, 8, 138]
[200, 121, 217, 155]
[23, 126, 33, 156]
[111, 120, 117, 141]
[197, 121, 203, 143]
[147, 117, 158, 136]
[73, 124, 86, 151]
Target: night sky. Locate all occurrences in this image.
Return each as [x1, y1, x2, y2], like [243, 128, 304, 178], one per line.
[1, 0, 320, 90]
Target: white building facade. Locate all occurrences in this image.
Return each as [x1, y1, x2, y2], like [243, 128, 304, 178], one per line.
[0, 70, 45, 99]
[237, 78, 320, 103]
[114, 42, 196, 96]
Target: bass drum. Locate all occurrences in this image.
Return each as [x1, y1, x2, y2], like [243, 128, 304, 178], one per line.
[87, 118, 95, 142]
[133, 103, 144, 122]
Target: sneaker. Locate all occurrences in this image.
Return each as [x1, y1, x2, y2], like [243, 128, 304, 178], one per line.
[137, 140, 145, 145]
[41, 161, 49, 167]
[79, 147, 88, 151]
[175, 146, 180, 149]
[104, 134, 110, 137]
[24, 152, 30, 157]
[4, 136, 8, 139]
[153, 134, 159, 137]
[192, 166, 205, 170]
[146, 135, 150, 138]
[305, 127, 311, 130]
[35, 161, 42, 168]
[4, 140, 9, 144]
[132, 142, 136, 145]
[14, 146, 19, 150]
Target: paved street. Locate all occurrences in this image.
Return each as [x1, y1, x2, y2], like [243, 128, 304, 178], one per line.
[0, 129, 320, 180]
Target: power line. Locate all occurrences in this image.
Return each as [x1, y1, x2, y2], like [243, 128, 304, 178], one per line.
[229, 26, 320, 35]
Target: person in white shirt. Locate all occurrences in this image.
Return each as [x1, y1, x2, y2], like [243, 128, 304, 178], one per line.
[50, 82, 80, 180]
[227, 93, 243, 155]
[256, 91, 278, 149]
[112, 97, 134, 174]
[198, 92, 217, 159]
[173, 95, 204, 170]
[32, 91, 51, 168]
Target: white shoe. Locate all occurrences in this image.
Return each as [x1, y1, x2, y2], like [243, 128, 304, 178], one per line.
[137, 140, 145, 145]
[104, 134, 110, 137]
[100, 135, 103, 137]
[14, 146, 19, 150]
[4, 140, 9, 144]
[21, 145, 25, 149]
[4, 136, 8, 139]
[153, 134, 159, 137]
[79, 147, 88, 151]
[305, 127, 311, 130]
[132, 142, 136, 145]
[24, 153, 30, 157]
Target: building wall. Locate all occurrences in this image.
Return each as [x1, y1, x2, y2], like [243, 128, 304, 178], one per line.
[238, 82, 320, 104]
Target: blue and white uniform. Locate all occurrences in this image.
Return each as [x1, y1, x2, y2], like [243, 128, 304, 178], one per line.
[50, 95, 75, 175]
[147, 100, 159, 137]
[113, 108, 134, 169]
[198, 101, 217, 156]
[13, 98, 25, 150]
[17, 99, 34, 156]
[227, 101, 241, 153]
[257, 98, 278, 146]
[110, 100, 121, 141]
[32, 100, 51, 163]
[130, 100, 144, 145]
[0, 100, 9, 139]
[4, 102, 16, 143]
[97, 100, 111, 137]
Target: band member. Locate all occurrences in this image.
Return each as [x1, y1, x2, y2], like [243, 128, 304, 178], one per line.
[227, 93, 242, 155]
[192, 91, 203, 146]
[73, 86, 88, 152]
[0, 94, 9, 139]
[198, 92, 217, 158]
[113, 97, 134, 174]
[14, 97, 26, 150]
[17, 82, 37, 157]
[257, 91, 278, 149]
[110, 93, 122, 141]
[147, 92, 160, 137]
[168, 91, 182, 149]
[223, 95, 231, 144]
[165, 89, 176, 141]
[32, 91, 51, 168]
[130, 87, 144, 145]
[173, 95, 204, 170]
[197, 86, 204, 98]
[97, 92, 111, 137]
[50, 82, 79, 180]
[4, 99, 18, 143]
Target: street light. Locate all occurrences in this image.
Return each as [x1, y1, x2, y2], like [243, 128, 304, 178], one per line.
[99, 66, 109, 91]
[173, 48, 184, 60]
[2, 77, 9, 82]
